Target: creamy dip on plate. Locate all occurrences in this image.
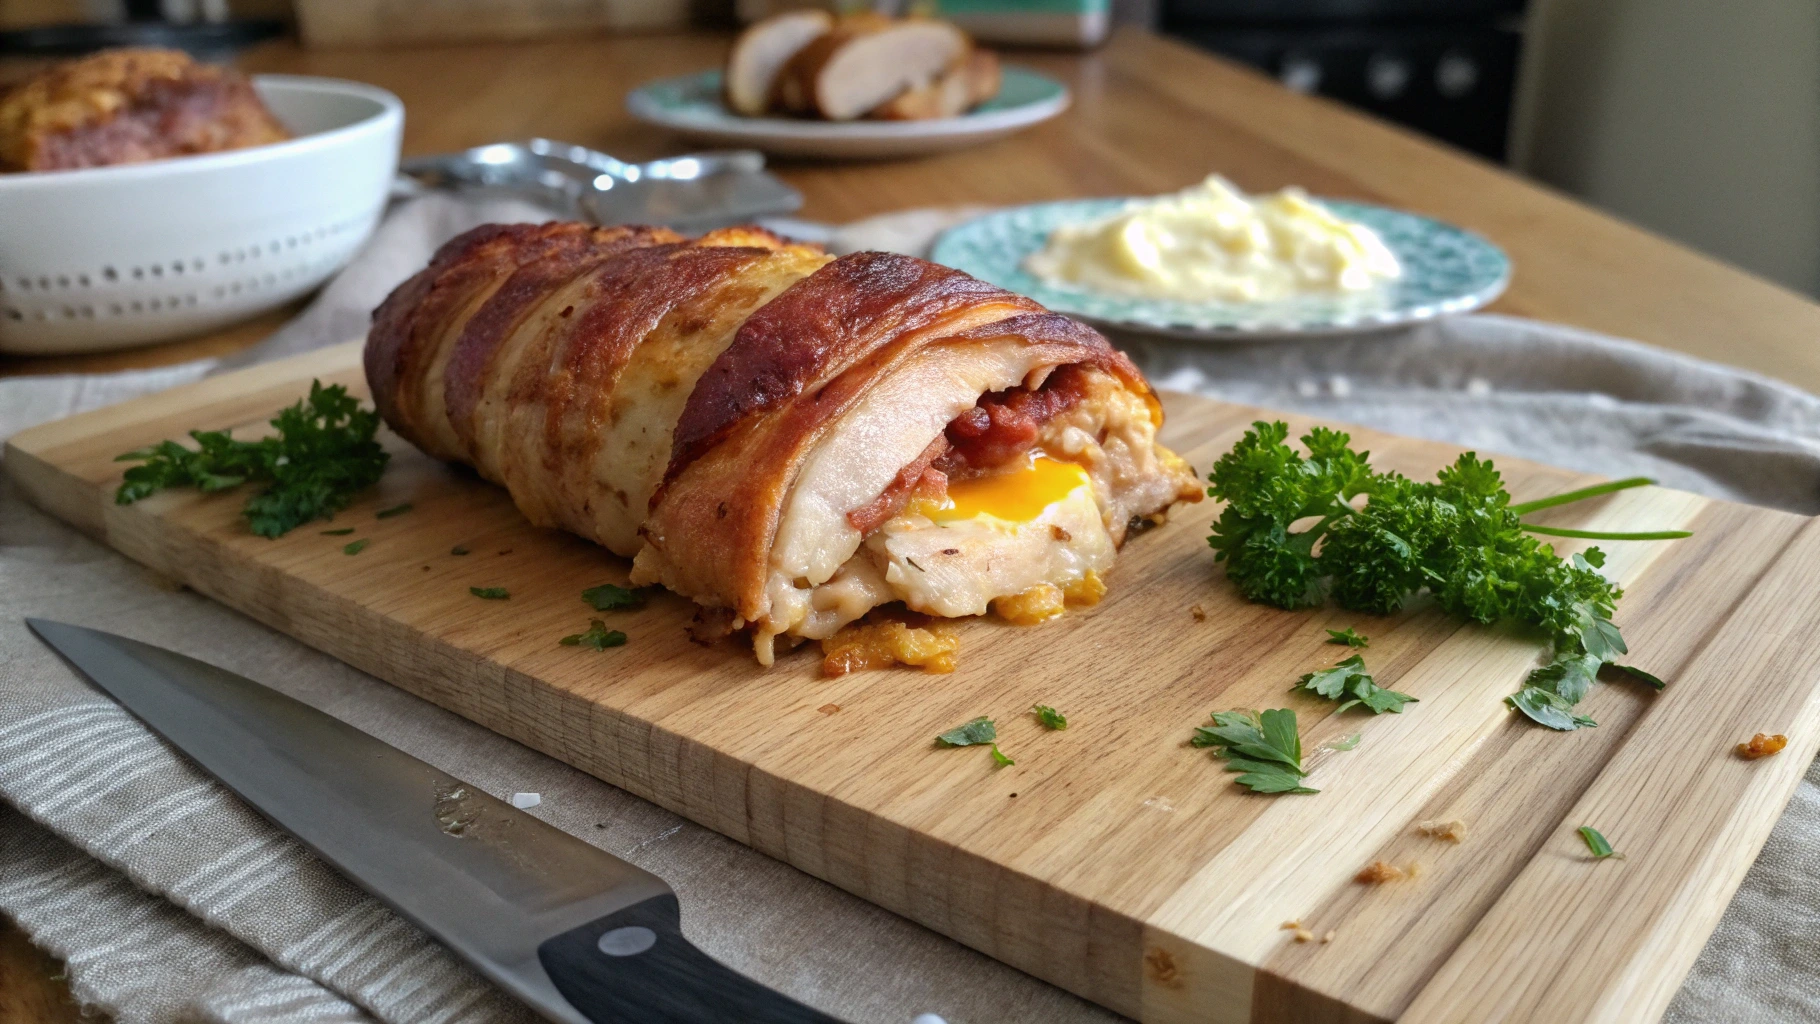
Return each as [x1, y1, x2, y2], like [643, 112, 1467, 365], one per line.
[1023, 175, 1402, 303]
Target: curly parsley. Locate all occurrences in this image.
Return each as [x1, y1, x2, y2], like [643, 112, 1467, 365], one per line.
[1031, 705, 1068, 730]
[1207, 422, 1684, 731]
[114, 381, 388, 538]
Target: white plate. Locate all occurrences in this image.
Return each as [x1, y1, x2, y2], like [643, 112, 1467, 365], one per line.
[626, 67, 1069, 160]
[930, 197, 1512, 340]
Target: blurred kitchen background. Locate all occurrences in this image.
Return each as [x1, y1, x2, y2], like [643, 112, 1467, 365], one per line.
[2, 0, 1815, 299]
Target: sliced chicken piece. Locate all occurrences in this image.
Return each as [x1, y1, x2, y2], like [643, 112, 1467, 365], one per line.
[725, 8, 834, 117]
[779, 15, 971, 121]
[870, 47, 1001, 121]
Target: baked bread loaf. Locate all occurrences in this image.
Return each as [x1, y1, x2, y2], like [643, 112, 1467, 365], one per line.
[366, 222, 1201, 663]
[0, 48, 289, 173]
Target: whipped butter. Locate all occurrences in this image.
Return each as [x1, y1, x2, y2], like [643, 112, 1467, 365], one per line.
[1025, 175, 1402, 303]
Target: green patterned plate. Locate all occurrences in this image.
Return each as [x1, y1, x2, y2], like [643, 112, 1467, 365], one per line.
[626, 68, 1069, 160]
[930, 197, 1511, 339]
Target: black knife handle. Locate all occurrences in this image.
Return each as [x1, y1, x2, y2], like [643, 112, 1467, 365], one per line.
[537, 895, 847, 1024]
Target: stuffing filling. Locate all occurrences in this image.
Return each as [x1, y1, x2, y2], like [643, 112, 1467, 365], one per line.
[752, 359, 1191, 665]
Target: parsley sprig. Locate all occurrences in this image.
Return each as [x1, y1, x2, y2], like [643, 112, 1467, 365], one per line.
[1191, 709, 1317, 794]
[1296, 654, 1416, 714]
[1207, 422, 1684, 731]
[114, 381, 388, 538]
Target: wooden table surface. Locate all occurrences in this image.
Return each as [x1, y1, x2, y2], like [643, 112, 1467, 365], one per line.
[4, 28, 1820, 390]
[4, 26, 1819, 1023]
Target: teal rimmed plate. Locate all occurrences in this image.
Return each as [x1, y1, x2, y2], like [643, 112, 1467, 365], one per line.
[930, 197, 1511, 339]
[626, 68, 1069, 160]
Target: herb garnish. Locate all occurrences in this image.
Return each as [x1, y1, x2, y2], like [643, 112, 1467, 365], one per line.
[1207, 422, 1685, 731]
[376, 503, 413, 519]
[114, 381, 388, 538]
[936, 717, 996, 747]
[470, 586, 510, 600]
[1191, 708, 1317, 794]
[1326, 627, 1369, 648]
[561, 619, 627, 650]
[321, 528, 355, 536]
[1296, 654, 1416, 714]
[450, 545, 470, 556]
[989, 744, 1015, 767]
[343, 539, 369, 556]
[1032, 705, 1068, 730]
[1577, 826, 1619, 859]
[582, 583, 648, 612]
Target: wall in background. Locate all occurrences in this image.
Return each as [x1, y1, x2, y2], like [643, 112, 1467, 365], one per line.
[1512, 0, 1820, 297]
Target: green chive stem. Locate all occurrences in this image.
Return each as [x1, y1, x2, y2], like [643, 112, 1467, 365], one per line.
[1509, 477, 1654, 516]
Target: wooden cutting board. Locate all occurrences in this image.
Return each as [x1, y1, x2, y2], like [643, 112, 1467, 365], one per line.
[11, 339, 1820, 1024]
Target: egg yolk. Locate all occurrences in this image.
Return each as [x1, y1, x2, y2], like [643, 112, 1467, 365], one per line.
[909, 454, 1091, 524]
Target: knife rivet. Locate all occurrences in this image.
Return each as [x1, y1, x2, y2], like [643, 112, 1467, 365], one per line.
[597, 926, 657, 957]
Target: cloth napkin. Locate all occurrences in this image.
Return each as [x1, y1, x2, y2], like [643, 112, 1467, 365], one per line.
[3, 194, 1820, 1024]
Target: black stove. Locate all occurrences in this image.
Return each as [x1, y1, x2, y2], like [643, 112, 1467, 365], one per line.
[1163, 0, 1525, 161]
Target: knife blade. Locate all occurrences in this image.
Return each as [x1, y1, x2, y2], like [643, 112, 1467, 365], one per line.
[26, 619, 844, 1024]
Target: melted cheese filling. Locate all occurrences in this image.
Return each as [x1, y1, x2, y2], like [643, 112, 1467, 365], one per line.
[910, 454, 1090, 524]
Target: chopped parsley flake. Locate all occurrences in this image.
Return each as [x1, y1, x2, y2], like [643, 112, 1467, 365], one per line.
[450, 545, 470, 556]
[376, 503, 413, 519]
[470, 586, 510, 600]
[1031, 704, 1068, 730]
[321, 528, 355, 536]
[342, 539, 369, 555]
[582, 583, 648, 612]
[936, 717, 996, 747]
[561, 619, 627, 650]
[1296, 654, 1417, 714]
[1577, 826, 1619, 859]
[1326, 627, 1370, 648]
[989, 744, 1015, 767]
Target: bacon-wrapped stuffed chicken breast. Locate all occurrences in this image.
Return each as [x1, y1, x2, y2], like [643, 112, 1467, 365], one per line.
[365, 223, 1200, 664]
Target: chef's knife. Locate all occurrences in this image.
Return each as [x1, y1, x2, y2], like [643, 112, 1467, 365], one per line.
[26, 619, 844, 1024]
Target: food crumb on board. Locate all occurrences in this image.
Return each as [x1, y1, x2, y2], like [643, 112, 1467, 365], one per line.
[818, 703, 841, 715]
[1321, 930, 1336, 944]
[1405, 860, 1425, 879]
[821, 616, 959, 676]
[1417, 818, 1468, 843]
[509, 792, 541, 809]
[1355, 860, 1406, 884]
[1279, 920, 1315, 943]
[1737, 733, 1788, 760]
[1190, 604, 1207, 622]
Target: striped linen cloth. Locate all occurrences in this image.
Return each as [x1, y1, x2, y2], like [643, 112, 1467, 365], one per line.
[4, 197, 1820, 1024]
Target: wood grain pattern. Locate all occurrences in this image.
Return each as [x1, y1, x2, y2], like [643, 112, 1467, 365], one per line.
[8, 341, 1818, 1024]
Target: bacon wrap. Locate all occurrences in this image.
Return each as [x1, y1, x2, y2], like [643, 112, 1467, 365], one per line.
[364, 224, 1191, 634]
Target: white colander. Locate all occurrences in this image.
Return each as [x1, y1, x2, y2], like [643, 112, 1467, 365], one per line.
[0, 74, 403, 355]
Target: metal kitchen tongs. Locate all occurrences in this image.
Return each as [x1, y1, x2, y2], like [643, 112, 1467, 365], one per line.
[397, 138, 803, 233]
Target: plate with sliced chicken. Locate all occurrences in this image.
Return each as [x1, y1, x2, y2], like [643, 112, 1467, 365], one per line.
[627, 11, 1069, 159]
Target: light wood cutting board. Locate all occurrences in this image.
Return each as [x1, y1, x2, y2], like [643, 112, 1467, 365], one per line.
[10, 340, 1820, 1024]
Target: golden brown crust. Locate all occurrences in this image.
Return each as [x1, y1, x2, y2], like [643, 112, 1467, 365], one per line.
[0, 48, 289, 172]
